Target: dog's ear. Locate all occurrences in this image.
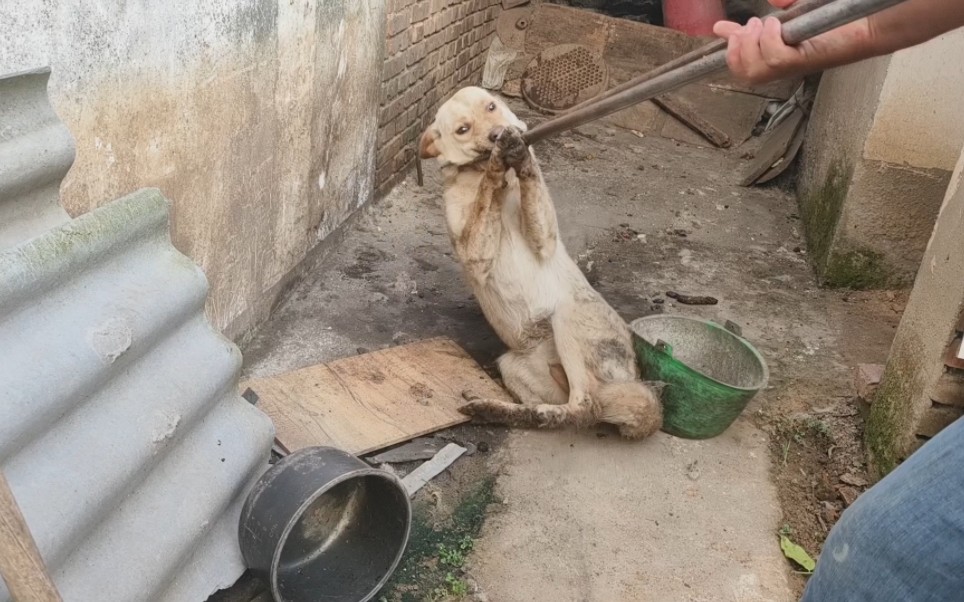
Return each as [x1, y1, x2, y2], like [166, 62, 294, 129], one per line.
[419, 127, 440, 159]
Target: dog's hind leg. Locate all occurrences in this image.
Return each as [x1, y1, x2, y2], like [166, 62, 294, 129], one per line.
[459, 396, 599, 430]
[496, 342, 568, 406]
[547, 303, 605, 428]
[461, 317, 617, 431]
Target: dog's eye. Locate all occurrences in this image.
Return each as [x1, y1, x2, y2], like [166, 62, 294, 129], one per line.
[456, 125, 470, 135]
[487, 102, 496, 112]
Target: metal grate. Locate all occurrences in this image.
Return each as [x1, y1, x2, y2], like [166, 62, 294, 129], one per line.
[522, 44, 609, 113]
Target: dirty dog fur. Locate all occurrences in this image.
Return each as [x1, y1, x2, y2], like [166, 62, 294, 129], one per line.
[419, 87, 662, 438]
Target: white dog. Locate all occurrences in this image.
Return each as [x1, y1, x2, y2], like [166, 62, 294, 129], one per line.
[419, 87, 662, 438]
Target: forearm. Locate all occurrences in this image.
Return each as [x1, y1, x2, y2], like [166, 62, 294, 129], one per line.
[804, 0, 964, 72]
[866, 0, 964, 55]
[715, 0, 964, 83]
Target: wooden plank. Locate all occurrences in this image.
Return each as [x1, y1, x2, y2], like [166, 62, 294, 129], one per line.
[674, 84, 769, 146]
[655, 108, 712, 147]
[653, 93, 731, 148]
[242, 338, 510, 456]
[602, 100, 661, 134]
[0, 470, 62, 602]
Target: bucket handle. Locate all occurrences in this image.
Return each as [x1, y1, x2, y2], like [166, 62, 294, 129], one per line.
[723, 320, 743, 337]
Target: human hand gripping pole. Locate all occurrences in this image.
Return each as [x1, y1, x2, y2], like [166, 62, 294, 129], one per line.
[522, 0, 908, 146]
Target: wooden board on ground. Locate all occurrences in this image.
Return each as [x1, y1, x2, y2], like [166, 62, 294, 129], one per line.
[242, 338, 511, 456]
[654, 92, 732, 148]
[672, 84, 768, 146]
[603, 100, 662, 134]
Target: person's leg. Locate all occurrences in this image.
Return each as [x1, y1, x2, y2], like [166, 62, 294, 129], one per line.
[801, 416, 964, 602]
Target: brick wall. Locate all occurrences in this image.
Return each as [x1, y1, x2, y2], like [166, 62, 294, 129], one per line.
[376, 0, 503, 196]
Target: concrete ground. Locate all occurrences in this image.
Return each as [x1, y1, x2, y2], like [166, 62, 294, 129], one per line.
[241, 105, 900, 601]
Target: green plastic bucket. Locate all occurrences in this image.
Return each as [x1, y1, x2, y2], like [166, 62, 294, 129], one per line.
[631, 315, 769, 439]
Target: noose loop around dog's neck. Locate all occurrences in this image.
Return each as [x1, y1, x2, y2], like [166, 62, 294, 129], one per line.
[411, 146, 490, 187]
[444, 150, 491, 172]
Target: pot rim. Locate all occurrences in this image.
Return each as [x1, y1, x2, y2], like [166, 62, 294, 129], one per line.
[268, 459, 412, 602]
[630, 314, 770, 393]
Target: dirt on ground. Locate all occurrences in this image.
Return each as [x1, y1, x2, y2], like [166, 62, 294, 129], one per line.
[755, 289, 907, 594]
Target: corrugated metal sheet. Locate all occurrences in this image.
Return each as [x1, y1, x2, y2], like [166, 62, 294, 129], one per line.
[0, 188, 275, 601]
[0, 67, 73, 249]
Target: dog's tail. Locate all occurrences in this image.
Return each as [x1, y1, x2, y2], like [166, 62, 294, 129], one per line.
[459, 382, 663, 439]
[597, 381, 663, 439]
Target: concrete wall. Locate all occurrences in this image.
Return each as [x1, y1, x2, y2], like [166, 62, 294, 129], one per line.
[0, 0, 387, 337]
[867, 148, 964, 474]
[376, 0, 501, 196]
[798, 30, 964, 288]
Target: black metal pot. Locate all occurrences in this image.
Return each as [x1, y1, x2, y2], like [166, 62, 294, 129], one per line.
[239, 446, 411, 602]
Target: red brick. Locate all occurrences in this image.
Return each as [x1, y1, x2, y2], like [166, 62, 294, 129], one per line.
[383, 55, 405, 80]
[412, 0, 432, 22]
[409, 24, 422, 45]
[387, 10, 411, 36]
[378, 0, 507, 195]
[389, 32, 411, 54]
[384, 95, 407, 122]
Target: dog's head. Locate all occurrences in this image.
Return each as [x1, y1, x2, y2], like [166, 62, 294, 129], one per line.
[419, 87, 527, 165]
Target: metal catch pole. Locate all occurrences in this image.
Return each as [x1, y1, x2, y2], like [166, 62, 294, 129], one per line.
[523, 0, 907, 145]
[564, 0, 836, 113]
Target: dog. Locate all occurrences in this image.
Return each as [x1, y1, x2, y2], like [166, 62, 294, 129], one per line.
[419, 87, 662, 439]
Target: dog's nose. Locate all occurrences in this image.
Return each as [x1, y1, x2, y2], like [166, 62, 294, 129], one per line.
[488, 126, 505, 143]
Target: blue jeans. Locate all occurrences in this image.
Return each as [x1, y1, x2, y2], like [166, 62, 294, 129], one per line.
[801, 416, 964, 601]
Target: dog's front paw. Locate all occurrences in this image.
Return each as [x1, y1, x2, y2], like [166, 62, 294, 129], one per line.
[487, 143, 509, 176]
[496, 126, 530, 170]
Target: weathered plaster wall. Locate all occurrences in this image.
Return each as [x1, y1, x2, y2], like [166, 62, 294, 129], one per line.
[798, 56, 890, 279]
[798, 30, 964, 288]
[865, 35, 964, 171]
[0, 0, 387, 337]
[867, 148, 964, 474]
